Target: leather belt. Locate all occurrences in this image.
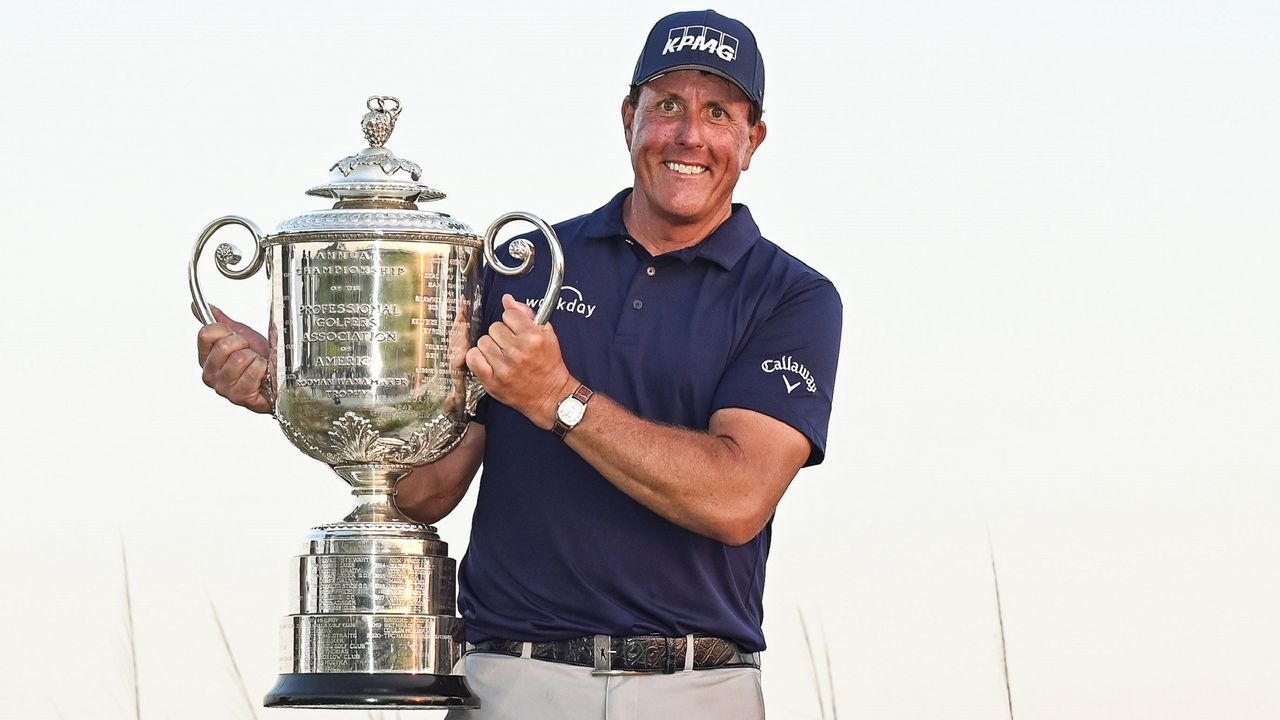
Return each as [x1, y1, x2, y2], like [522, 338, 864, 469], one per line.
[469, 635, 761, 675]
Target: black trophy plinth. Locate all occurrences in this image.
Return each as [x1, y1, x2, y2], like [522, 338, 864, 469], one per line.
[264, 672, 478, 709]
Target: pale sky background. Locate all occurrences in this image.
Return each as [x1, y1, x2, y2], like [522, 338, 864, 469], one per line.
[1, 1, 1277, 718]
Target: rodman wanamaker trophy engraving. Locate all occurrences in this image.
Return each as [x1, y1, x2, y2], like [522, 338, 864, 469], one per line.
[188, 96, 564, 709]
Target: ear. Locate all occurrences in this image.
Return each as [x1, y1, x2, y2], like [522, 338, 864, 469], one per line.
[621, 96, 636, 149]
[741, 120, 767, 171]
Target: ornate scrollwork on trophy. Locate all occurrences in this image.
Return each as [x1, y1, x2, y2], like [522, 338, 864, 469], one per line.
[215, 242, 243, 267]
[397, 414, 465, 466]
[279, 412, 465, 467]
[303, 182, 446, 203]
[464, 377, 485, 418]
[275, 211, 467, 235]
[332, 150, 423, 180]
[327, 412, 385, 462]
[278, 418, 339, 464]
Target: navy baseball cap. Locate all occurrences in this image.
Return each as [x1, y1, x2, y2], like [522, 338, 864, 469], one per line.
[631, 10, 765, 109]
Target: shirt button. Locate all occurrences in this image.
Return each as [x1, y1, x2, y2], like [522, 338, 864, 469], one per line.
[646, 266, 656, 277]
[632, 299, 644, 310]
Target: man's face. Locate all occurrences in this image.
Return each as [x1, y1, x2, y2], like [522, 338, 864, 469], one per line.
[622, 70, 767, 229]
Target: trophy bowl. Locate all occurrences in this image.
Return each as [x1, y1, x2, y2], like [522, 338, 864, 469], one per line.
[188, 96, 563, 709]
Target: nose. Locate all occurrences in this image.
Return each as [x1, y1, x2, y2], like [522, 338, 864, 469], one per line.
[674, 114, 705, 147]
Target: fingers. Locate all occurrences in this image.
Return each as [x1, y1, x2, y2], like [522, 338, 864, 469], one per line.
[202, 339, 269, 410]
[487, 321, 517, 352]
[201, 330, 252, 377]
[465, 346, 493, 383]
[211, 306, 270, 355]
[475, 334, 505, 370]
[220, 353, 270, 409]
[196, 322, 235, 366]
[501, 294, 536, 331]
[196, 304, 269, 360]
[202, 331, 255, 385]
[202, 330, 270, 406]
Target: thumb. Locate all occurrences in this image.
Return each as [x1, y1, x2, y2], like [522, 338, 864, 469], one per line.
[209, 305, 269, 354]
[502, 293, 536, 319]
[210, 305, 248, 332]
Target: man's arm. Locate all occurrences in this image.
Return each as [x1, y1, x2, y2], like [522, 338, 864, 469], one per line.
[468, 294, 811, 546]
[395, 423, 486, 525]
[568, 399, 808, 546]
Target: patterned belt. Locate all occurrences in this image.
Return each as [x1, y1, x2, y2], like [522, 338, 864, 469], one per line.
[469, 635, 761, 675]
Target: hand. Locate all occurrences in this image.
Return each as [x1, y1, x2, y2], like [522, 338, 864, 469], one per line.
[447, 298, 473, 373]
[466, 294, 576, 429]
[194, 304, 272, 414]
[441, 298, 473, 415]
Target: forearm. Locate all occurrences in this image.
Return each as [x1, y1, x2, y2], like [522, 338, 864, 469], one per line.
[396, 423, 485, 524]
[561, 394, 799, 545]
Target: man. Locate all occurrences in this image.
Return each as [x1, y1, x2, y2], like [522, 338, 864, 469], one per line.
[197, 10, 841, 719]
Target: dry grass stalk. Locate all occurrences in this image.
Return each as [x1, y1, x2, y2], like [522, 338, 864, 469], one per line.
[120, 539, 141, 720]
[208, 596, 261, 720]
[820, 616, 837, 720]
[798, 609, 837, 720]
[987, 531, 1015, 720]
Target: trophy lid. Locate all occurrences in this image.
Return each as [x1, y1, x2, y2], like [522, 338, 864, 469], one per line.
[272, 96, 477, 239]
[306, 96, 445, 204]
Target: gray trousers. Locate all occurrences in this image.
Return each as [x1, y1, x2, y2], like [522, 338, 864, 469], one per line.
[445, 649, 765, 720]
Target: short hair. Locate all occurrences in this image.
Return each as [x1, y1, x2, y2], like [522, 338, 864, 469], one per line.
[627, 82, 763, 127]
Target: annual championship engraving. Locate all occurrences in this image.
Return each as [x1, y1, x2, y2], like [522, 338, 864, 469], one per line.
[189, 96, 564, 709]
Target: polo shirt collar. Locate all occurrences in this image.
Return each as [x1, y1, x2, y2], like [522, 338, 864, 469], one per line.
[582, 188, 760, 271]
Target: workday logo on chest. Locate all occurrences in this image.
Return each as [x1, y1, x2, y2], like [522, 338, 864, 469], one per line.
[524, 285, 596, 319]
[663, 25, 739, 62]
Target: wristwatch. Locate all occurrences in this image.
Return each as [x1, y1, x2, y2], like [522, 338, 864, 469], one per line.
[552, 384, 594, 438]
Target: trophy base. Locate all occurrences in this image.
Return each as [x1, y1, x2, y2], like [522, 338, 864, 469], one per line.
[264, 672, 478, 709]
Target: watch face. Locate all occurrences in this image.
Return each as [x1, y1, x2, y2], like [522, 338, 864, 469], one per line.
[557, 397, 586, 426]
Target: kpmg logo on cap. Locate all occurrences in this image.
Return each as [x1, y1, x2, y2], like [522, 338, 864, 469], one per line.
[662, 25, 739, 62]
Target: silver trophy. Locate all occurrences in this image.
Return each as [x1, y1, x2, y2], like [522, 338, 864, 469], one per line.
[189, 96, 563, 709]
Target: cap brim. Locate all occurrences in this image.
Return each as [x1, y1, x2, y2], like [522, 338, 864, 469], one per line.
[634, 64, 761, 108]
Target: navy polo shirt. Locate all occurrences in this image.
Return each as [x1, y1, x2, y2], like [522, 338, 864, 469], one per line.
[460, 189, 842, 652]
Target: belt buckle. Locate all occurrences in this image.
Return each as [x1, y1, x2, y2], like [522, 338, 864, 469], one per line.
[590, 634, 653, 676]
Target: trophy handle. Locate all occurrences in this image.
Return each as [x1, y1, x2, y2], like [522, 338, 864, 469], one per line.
[482, 211, 564, 326]
[188, 215, 266, 325]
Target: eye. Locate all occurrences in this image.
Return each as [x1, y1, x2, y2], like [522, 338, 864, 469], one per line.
[709, 106, 726, 120]
[659, 99, 678, 112]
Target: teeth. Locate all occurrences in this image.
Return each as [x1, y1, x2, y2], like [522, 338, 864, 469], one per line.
[664, 161, 706, 175]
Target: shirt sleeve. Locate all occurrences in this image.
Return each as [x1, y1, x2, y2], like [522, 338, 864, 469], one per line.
[709, 277, 843, 466]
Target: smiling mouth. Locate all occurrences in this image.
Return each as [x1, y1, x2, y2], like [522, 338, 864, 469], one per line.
[664, 161, 707, 175]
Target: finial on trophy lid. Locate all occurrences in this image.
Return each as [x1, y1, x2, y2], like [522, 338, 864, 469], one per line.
[361, 95, 399, 148]
[306, 95, 446, 206]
